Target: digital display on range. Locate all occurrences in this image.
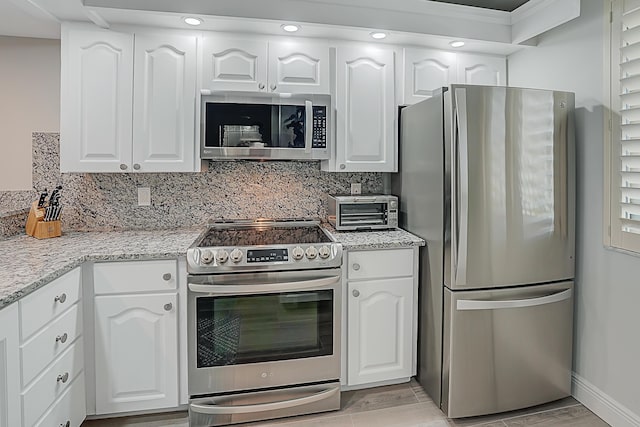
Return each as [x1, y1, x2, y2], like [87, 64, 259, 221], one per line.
[247, 249, 289, 263]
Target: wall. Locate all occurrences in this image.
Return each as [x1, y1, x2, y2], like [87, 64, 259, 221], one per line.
[509, 1, 640, 424]
[0, 36, 60, 191]
[16, 133, 382, 232]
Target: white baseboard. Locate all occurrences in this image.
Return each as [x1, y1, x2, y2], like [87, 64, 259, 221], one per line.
[572, 372, 640, 427]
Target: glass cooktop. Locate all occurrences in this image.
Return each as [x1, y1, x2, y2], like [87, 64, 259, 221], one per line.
[198, 225, 333, 247]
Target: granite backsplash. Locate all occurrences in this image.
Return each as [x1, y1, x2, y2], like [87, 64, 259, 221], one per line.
[0, 133, 383, 235]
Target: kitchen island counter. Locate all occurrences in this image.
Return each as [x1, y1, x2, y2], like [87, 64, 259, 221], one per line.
[0, 226, 424, 310]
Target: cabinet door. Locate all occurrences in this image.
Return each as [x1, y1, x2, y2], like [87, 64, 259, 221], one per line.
[456, 53, 506, 86]
[403, 48, 456, 105]
[202, 37, 268, 91]
[335, 46, 396, 172]
[0, 305, 20, 427]
[347, 277, 413, 386]
[60, 24, 133, 172]
[133, 34, 197, 172]
[268, 41, 329, 94]
[94, 293, 178, 414]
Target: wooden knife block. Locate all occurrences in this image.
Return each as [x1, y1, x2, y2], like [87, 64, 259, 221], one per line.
[25, 201, 61, 239]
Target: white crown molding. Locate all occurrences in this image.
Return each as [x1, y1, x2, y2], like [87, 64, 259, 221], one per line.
[511, 0, 580, 44]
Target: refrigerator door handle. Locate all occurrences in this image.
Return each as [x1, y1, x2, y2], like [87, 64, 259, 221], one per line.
[453, 88, 469, 287]
[456, 288, 572, 311]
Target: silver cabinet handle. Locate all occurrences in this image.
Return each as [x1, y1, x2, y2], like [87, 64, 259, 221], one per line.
[54, 293, 67, 304]
[352, 263, 360, 271]
[56, 333, 68, 344]
[339, 164, 346, 170]
[120, 163, 127, 170]
[163, 273, 172, 281]
[258, 83, 265, 90]
[270, 83, 277, 91]
[57, 372, 69, 383]
[60, 421, 70, 427]
[190, 386, 339, 415]
[133, 163, 141, 170]
[164, 303, 173, 311]
[352, 289, 360, 297]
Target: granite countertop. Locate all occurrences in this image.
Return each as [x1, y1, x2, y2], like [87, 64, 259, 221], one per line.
[0, 226, 424, 310]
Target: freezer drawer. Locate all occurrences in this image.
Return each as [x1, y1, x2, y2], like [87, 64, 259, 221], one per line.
[442, 282, 573, 418]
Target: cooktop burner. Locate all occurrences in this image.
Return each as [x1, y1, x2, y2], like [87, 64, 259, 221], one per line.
[187, 219, 342, 274]
[198, 225, 333, 247]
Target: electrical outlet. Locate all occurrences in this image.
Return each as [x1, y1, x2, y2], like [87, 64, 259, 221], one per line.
[137, 187, 151, 206]
[351, 183, 362, 195]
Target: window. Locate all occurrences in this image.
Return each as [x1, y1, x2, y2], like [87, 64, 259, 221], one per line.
[608, 0, 640, 253]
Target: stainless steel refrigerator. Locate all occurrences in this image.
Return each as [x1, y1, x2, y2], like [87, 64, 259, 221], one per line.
[391, 85, 575, 418]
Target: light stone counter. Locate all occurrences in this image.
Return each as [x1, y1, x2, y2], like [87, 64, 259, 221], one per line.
[0, 226, 424, 310]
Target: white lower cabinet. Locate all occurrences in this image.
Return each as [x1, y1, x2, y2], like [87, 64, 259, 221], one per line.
[0, 304, 21, 427]
[93, 261, 179, 414]
[344, 248, 418, 388]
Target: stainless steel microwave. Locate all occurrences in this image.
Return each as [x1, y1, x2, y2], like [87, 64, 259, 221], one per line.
[201, 91, 330, 161]
[328, 194, 399, 231]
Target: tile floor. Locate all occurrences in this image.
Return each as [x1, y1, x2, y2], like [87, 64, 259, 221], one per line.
[82, 379, 609, 427]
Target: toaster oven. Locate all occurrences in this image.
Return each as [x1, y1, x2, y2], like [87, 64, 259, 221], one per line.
[328, 195, 398, 231]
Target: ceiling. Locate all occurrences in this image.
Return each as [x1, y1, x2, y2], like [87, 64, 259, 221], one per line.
[0, 0, 60, 39]
[431, 0, 530, 12]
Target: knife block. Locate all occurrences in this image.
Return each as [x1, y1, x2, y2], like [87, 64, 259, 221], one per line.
[25, 201, 61, 239]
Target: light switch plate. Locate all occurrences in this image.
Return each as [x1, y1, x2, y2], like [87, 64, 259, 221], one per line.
[350, 183, 362, 195]
[137, 187, 151, 206]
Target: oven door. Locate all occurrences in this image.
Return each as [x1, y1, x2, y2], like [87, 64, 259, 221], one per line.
[187, 268, 341, 396]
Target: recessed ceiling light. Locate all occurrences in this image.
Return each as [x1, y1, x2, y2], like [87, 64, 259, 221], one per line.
[281, 24, 301, 33]
[370, 32, 387, 40]
[183, 17, 202, 26]
[449, 40, 465, 48]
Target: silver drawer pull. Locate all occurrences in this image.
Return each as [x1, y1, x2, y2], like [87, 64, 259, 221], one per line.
[57, 372, 69, 383]
[352, 289, 360, 297]
[56, 333, 68, 344]
[352, 263, 361, 271]
[163, 273, 172, 281]
[54, 293, 67, 304]
[60, 421, 70, 427]
[164, 303, 173, 311]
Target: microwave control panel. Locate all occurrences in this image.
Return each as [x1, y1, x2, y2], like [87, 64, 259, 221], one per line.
[312, 106, 327, 149]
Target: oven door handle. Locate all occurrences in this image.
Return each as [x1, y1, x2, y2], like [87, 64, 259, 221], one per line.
[188, 275, 341, 294]
[189, 386, 339, 415]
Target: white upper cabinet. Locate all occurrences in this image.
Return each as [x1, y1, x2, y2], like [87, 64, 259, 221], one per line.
[403, 48, 456, 104]
[268, 41, 329, 94]
[202, 37, 268, 92]
[331, 45, 396, 172]
[60, 24, 199, 173]
[133, 34, 197, 172]
[202, 36, 330, 94]
[60, 25, 134, 173]
[456, 53, 506, 86]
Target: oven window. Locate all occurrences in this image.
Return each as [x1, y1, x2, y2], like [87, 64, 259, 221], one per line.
[196, 290, 333, 367]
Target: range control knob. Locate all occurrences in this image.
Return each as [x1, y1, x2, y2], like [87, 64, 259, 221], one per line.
[292, 246, 305, 260]
[230, 249, 243, 263]
[318, 246, 331, 259]
[216, 250, 229, 264]
[201, 249, 214, 264]
[305, 246, 318, 259]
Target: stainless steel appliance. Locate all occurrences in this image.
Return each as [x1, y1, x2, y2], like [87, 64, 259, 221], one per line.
[186, 219, 343, 426]
[201, 92, 330, 161]
[391, 85, 575, 418]
[327, 194, 399, 231]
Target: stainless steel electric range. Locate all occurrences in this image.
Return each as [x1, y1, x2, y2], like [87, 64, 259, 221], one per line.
[186, 219, 343, 427]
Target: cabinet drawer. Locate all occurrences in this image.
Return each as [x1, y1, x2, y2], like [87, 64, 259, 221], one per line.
[34, 372, 86, 427]
[20, 267, 81, 341]
[22, 338, 84, 427]
[347, 249, 414, 280]
[21, 302, 82, 387]
[94, 260, 178, 294]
